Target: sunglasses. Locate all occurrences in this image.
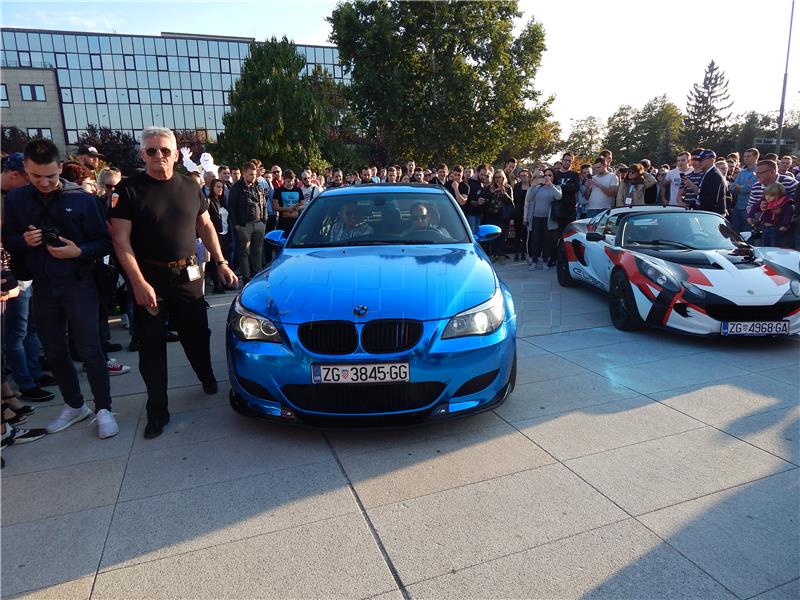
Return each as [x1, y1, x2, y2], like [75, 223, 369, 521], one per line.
[144, 147, 173, 157]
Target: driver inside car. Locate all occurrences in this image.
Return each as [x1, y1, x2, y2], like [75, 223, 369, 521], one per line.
[404, 202, 451, 238]
[329, 201, 374, 242]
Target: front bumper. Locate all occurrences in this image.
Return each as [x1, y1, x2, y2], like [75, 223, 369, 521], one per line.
[227, 317, 516, 425]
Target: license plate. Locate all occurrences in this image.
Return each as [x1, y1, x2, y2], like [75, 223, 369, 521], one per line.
[721, 321, 790, 336]
[312, 363, 410, 384]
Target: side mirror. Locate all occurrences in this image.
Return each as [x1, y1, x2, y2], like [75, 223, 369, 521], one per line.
[586, 232, 604, 242]
[265, 230, 287, 246]
[474, 224, 502, 242]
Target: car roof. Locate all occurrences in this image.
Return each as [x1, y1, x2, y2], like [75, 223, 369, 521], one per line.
[319, 183, 447, 198]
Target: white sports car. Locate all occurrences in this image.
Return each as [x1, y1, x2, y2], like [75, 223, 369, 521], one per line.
[556, 207, 800, 336]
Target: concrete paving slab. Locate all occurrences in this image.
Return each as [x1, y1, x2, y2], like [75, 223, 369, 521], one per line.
[20, 394, 144, 427]
[717, 405, 799, 465]
[119, 428, 332, 501]
[104, 359, 229, 397]
[495, 372, 641, 422]
[2, 457, 126, 526]
[760, 365, 800, 389]
[600, 356, 752, 395]
[6, 576, 94, 600]
[566, 427, 794, 515]
[128, 404, 268, 454]
[404, 519, 735, 599]
[514, 353, 590, 386]
[368, 463, 627, 584]
[101, 459, 355, 570]
[92, 513, 397, 599]
[525, 325, 635, 352]
[555, 337, 708, 372]
[0, 422, 136, 476]
[555, 310, 613, 332]
[325, 411, 505, 458]
[639, 469, 800, 599]
[516, 396, 704, 461]
[1, 506, 113, 598]
[698, 340, 800, 372]
[515, 337, 550, 358]
[651, 373, 799, 425]
[751, 578, 800, 600]
[339, 422, 555, 508]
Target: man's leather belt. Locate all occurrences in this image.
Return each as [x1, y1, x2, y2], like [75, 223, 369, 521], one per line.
[142, 255, 197, 269]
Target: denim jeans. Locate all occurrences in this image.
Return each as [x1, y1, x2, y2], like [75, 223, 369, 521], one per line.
[2, 286, 43, 390]
[729, 208, 750, 233]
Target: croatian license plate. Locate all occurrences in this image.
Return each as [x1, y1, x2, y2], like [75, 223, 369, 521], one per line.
[312, 363, 410, 384]
[721, 321, 790, 336]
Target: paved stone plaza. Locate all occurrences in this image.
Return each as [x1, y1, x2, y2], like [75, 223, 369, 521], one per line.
[2, 263, 798, 599]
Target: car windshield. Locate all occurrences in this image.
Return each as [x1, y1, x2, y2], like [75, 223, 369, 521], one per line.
[286, 192, 471, 248]
[620, 212, 745, 251]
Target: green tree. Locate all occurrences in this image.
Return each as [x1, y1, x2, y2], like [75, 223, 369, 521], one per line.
[328, 0, 558, 166]
[562, 116, 605, 158]
[76, 125, 143, 175]
[684, 60, 733, 150]
[1, 126, 32, 153]
[634, 95, 684, 165]
[215, 37, 329, 170]
[602, 105, 638, 165]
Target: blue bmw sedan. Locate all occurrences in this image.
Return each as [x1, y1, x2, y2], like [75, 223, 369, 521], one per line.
[226, 184, 517, 425]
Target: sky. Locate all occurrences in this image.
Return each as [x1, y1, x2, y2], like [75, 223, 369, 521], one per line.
[2, 0, 798, 139]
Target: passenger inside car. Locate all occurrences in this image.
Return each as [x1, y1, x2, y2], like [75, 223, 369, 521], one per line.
[328, 201, 374, 241]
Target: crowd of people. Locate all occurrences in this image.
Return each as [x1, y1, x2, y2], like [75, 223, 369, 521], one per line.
[1, 128, 799, 456]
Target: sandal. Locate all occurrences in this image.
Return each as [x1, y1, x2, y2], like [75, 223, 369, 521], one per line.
[2, 403, 28, 425]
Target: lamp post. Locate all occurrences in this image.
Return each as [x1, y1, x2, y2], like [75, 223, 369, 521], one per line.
[776, 0, 795, 155]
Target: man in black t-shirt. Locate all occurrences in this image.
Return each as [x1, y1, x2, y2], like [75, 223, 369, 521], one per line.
[110, 126, 237, 439]
[272, 169, 303, 234]
[554, 152, 580, 231]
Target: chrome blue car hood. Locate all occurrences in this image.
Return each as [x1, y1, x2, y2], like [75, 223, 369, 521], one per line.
[240, 245, 498, 323]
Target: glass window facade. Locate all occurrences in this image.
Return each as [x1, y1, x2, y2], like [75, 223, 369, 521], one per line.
[1, 29, 347, 144]
[0, 83, 8, 107]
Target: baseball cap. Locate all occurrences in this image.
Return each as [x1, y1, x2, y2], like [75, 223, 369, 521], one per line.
[1, 152, 25, 173]
[695, 149, 716, 160]
[77, 145, 104, 158]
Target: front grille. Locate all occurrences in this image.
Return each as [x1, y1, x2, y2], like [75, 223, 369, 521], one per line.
[298, 321, 358, 355]
[281, 382, 446, 414]
[361, 319, 423, 354]
[703, 301, 800, 322]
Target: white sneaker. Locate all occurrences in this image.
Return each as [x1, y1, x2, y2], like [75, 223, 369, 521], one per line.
[94, 409, 119, 439]
[46, 404, 92, 433]
[107, 359, 131, 376]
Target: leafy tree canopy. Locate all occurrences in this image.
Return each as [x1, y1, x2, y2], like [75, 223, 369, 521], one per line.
[76, 125, 143, 175]
[328, 0, 558, 166]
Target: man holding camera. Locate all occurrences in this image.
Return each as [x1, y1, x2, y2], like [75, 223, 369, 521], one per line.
[1, 140, 118, 439]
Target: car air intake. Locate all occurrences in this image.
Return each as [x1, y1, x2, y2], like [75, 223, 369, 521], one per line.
[297, 321, 358, 355]
[281, 382, 446, 414]
[703, 301, 800, 322]
[361, 319, 423, 354]
[453, 369, 500, 397]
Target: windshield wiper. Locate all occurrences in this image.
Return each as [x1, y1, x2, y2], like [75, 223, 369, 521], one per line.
[291, 240, 397, 248]
[627, 239, 695, 250]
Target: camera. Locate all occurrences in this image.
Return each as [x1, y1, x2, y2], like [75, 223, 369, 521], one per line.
[41, 226, 63, 247]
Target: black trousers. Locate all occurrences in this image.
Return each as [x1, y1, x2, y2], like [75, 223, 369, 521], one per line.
[134, 264, 214, 423]
[527, 217, 555, 264]
[33, 280, 111, 411]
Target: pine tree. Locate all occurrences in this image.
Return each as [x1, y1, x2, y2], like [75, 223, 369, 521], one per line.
[684, 60, 733, 150]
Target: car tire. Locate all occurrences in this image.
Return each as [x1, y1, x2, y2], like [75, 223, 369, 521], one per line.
[608, 269, 645, 331]
[556, 242, 576, 287]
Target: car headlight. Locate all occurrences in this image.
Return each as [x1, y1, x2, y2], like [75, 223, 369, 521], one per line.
[229, 297, 282, 342]
[442, 288, 505, 339]
[682, 282, 706, 299]
[635, 258, 679, 292]
[791, 279, 800, 297]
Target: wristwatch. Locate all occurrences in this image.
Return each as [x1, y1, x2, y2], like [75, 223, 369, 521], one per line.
[215, 259, 228, 266]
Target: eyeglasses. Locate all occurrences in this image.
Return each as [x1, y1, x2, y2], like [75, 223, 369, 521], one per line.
[144, 147, 173, 157]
